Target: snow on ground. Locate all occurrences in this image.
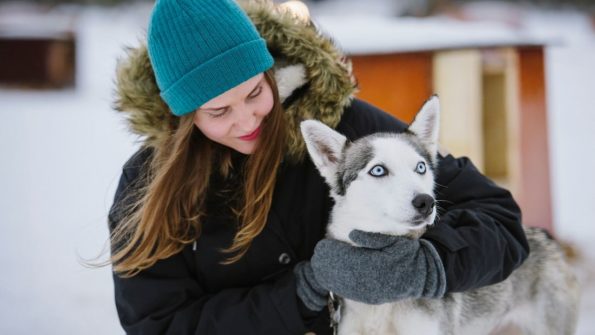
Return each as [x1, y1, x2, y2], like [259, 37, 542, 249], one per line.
[0, 2, 594, 334]
[0, 5, 147, 334]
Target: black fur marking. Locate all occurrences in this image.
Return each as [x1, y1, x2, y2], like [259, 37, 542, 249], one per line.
[401, 133, 436, 171]
[335, 140, 374, 196]
[535, 227, 556, 241]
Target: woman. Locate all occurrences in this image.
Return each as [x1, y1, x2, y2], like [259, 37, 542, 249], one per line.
[109, 0, 529, 334]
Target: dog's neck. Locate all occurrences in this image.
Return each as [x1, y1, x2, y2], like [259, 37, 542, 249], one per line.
[405, 228, 426, 240]
[327, 203, 429, 243]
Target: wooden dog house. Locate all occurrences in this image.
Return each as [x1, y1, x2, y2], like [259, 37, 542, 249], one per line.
[318, 16, 554, 231]
[0, 7, 76, 88]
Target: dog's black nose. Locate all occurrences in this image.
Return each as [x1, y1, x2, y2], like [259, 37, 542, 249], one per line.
[412, 194, 435, 217]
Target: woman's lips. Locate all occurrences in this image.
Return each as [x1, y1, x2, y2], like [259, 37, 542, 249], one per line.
[239, 126, 261, 141]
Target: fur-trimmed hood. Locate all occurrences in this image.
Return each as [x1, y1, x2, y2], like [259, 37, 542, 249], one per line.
[114, 0, 357, 161]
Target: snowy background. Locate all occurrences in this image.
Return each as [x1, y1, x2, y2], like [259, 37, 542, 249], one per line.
[1, 1, 594, 334]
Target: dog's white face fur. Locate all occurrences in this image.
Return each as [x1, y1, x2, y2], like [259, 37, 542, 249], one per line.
[301, 96, 441, 243]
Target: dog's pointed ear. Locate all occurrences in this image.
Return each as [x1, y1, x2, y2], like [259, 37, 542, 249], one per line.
[408, 95, 441, 162]
[300, 120, 347, 186]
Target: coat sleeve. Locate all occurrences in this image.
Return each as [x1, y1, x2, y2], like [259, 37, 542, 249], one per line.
[340, 99, 530, 293]
[423, 154, 529, 292]
[108, 148, 313, 335]
[112, 264, 306, 334]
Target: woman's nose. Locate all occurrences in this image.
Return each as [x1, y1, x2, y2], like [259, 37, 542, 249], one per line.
[235, 107, 257, 130]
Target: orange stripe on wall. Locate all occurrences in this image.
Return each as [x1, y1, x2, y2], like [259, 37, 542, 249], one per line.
[350, 52, 434, 124]
[518, 47, 553, 231]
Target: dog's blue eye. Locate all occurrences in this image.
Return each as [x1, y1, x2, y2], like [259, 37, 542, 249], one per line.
[416, 162, 427, 174]
[369, 165, 387, 177]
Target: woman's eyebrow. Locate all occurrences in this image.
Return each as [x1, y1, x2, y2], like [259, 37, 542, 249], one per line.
[200, 79, 263, 111]
[200, 106, 227, 112]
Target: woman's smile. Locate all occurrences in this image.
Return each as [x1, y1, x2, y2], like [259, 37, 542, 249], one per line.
[239, 126, 261, 141]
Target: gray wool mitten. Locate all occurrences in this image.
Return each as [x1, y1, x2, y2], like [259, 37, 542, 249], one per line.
[293, 261, 329, 311]
[310, 230, 447, 305]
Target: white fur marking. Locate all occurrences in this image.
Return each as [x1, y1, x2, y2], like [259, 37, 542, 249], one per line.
[274, 64, 308, 102]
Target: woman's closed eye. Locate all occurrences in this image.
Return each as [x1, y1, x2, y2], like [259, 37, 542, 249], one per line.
[248, 85, 262, 99]
[207, 107, 229, 118]
[204, 84, 262, 118]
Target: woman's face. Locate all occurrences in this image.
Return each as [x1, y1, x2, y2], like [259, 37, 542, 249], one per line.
[193, 73, 274, 154]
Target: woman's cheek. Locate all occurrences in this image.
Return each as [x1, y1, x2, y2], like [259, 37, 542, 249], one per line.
[261, 90, 274, 117]
[195, 117, 228, 140]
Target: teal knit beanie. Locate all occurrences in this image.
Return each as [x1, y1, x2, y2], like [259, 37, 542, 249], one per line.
[147, 0, 274, 116]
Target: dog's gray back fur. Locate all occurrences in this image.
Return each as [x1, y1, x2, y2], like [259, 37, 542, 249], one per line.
[414, 226, 580, 335]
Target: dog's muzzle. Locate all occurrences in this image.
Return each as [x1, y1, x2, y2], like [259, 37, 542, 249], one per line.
[412, 194, 435, 217]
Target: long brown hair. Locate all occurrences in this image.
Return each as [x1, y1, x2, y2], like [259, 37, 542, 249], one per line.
[110, 70, 286, 277]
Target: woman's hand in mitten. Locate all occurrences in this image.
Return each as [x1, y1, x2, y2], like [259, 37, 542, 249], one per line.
[293, 261, 329, 311]
[310, 230, 447, 305]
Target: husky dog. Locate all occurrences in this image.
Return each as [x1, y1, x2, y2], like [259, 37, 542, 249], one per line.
[300, 96, 580, 335]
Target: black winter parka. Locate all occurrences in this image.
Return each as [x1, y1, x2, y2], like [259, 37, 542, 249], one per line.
[109, 99, 529, 335]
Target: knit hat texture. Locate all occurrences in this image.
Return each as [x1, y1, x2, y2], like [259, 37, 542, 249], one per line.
[147, 0, 274, 116]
